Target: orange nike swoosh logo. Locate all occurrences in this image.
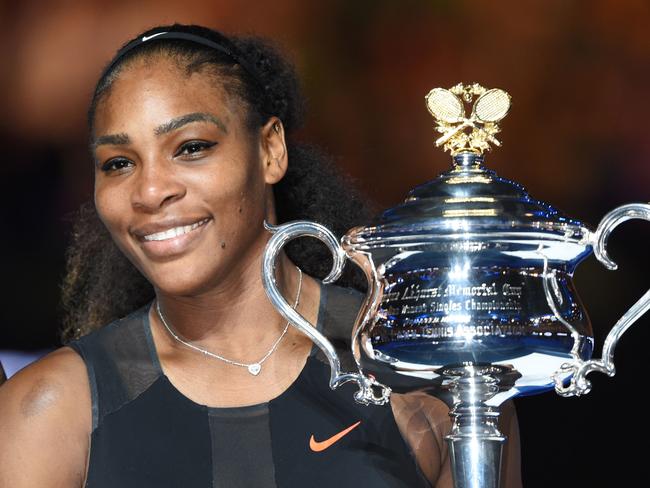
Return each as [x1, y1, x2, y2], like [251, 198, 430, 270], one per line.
[309, 421, 361, 452]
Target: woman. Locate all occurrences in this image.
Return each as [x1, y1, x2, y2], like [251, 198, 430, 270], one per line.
[0, 24, 520, 487]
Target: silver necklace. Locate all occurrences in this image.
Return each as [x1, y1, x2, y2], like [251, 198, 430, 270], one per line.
[156, 267, 302, 376]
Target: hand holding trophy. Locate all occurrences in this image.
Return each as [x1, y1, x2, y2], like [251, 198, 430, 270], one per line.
[262, 84, 650, 488]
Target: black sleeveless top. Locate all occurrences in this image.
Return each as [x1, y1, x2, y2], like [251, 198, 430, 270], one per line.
[69, 285, 428, 487]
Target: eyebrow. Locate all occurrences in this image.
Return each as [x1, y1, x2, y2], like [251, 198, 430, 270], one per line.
[153, 112, 228, 135]
[92, 133, 130, 149]
[92, 112, 228, 150]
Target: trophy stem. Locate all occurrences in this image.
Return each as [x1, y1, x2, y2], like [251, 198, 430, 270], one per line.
[445, 369, 506, 488]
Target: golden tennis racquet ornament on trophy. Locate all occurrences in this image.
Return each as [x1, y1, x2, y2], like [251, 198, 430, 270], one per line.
[263, 83, 650, 488]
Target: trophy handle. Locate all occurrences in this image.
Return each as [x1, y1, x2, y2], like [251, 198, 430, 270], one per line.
[262, 220, 391, 405]
[554, 203, 650, 396]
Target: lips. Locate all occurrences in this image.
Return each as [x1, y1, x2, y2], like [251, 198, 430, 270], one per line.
[131, 217, 212, 259]
[142, 218, 210, 241]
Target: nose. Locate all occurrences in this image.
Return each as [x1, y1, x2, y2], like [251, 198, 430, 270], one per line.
[131, 160, 186, 212]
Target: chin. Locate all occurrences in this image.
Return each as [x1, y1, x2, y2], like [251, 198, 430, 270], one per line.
[149, 269, 217, 297]
[128, 224, 267, 297]
[134, 252, 220, 297]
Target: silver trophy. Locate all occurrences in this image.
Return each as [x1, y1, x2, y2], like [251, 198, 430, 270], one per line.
[262, 83, 650, 488]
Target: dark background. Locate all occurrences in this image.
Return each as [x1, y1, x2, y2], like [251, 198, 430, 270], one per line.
[1, 1, 648, 485]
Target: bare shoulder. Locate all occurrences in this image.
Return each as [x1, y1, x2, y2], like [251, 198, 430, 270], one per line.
[0, 347, 91, 487]
[0, 347, 90, 419]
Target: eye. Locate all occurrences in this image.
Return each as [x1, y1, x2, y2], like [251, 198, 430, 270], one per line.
[100, 157, 133, 173]
[174, 140, 217, 159]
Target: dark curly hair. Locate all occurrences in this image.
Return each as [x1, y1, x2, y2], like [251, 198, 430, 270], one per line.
[61, 24, 375, 342]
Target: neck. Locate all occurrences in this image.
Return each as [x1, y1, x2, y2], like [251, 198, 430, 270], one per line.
[153, 247, 306, 360]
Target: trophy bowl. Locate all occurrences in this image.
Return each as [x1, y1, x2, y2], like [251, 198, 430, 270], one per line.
[262, 83, 650, 488]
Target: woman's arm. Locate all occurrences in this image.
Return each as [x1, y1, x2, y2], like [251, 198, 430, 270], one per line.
[391, 392, 522, 488]
[497, 400, 521, 488]
[0, 347, 91, 487]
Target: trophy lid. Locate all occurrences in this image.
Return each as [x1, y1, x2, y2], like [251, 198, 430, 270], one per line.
[345, 83, 590, 259]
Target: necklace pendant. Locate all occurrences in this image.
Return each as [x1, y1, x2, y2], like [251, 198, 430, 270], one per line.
[248, 363, 262, 376]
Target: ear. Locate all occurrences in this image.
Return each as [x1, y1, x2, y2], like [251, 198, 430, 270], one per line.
[260, 117, 288, 185]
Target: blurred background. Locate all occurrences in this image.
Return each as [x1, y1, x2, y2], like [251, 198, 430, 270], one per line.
[1, 0, 648, 485]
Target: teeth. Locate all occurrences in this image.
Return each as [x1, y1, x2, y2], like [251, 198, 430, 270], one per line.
[144, 219, 208, 241]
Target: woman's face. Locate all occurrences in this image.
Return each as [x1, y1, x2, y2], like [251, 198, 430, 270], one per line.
[92, 56, 285, 296]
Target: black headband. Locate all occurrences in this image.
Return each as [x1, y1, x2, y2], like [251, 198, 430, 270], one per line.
[103, 31, 263, 88]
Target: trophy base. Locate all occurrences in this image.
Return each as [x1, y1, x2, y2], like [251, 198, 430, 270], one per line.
[445, 366, 506, 488]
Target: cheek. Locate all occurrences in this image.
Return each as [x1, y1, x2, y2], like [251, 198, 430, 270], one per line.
[94, 181, 130, 240]
[196, 162, 266, 226]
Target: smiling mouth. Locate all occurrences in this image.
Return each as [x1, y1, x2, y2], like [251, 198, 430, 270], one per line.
[142, 218, 211, 242]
